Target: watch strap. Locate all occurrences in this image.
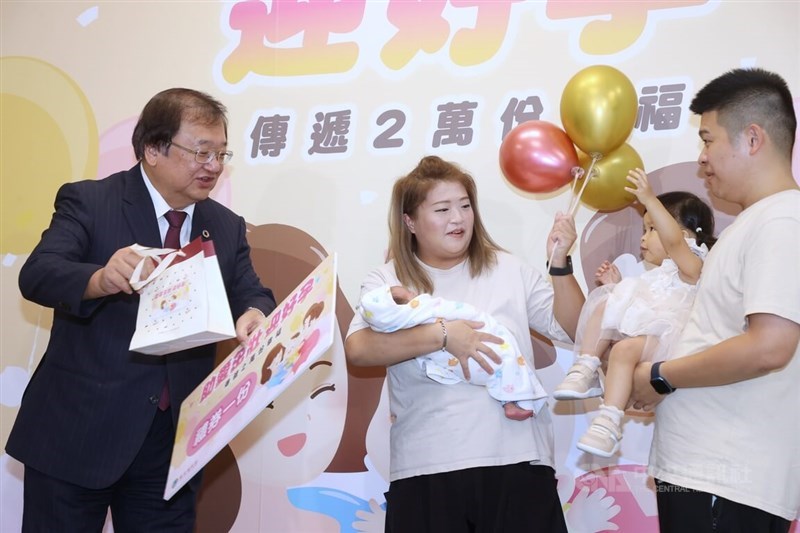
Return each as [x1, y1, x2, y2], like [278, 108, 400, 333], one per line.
[650, 361, 676, 394]
[547, 255, 573, 276]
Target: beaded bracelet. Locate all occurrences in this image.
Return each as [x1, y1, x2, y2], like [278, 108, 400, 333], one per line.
[437, 318, 448, 351]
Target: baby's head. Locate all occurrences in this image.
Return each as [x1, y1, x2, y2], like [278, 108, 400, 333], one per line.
[640, 191, 717, 266]
[656, 191, 717, 249]
[390, 285, 418, 305]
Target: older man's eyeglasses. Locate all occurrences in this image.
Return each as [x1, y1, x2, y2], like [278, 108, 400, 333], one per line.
[169, 141, 233, 165]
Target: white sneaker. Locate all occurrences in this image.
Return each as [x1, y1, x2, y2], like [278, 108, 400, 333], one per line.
[552, 363, 602, 400]
[576, 415, 622, 457]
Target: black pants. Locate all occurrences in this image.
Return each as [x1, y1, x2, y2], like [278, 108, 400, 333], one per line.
[656, 479, 791, 533]
[22, 408, 197, 533]
[385, 463, 568, 533]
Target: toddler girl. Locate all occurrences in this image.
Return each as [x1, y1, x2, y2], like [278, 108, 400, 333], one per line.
[553, 168, 717, 457]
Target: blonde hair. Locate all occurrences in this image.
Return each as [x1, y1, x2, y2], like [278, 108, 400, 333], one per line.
[387, 155, 504, 294]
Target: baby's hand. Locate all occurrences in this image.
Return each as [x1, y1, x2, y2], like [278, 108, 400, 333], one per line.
[624, 168, 656, 206]
[390, 285, 417, 305]
[595, 261, 621, 285]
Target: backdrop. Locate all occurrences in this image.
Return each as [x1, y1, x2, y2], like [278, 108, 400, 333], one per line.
[2, 1, 799, 531]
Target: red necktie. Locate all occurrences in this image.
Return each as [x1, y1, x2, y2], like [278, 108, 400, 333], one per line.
[164, 210, 187, 249]
[159, 210, 187, 410]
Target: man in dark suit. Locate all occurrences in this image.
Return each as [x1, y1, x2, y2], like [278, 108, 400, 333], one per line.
[7, 88, 276, 532]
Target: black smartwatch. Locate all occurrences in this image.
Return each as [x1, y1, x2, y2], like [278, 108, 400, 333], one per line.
[547, 255, 573, 276]
[650, 361, 676, 394]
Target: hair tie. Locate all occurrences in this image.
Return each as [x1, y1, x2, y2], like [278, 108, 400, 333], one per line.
[696, 227, 702, 233]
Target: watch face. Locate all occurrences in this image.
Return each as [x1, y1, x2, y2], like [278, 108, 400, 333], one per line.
[651, 377, 673, 394]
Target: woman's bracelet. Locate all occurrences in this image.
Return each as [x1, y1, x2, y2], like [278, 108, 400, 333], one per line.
[437, 318, 448, 351]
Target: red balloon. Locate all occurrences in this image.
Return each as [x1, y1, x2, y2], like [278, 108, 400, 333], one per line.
[499, 120, 579, 194]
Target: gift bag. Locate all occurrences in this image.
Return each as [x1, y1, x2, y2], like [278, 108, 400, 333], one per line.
[129, 237, 235, 355]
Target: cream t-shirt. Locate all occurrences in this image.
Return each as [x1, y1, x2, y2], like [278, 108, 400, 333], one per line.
[649, 190, 800, 520]
[347, 252, 571, 482]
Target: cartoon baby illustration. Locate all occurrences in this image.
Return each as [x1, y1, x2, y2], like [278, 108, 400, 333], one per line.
[289, 301, 325, 375]
[260, 342, 286, 385]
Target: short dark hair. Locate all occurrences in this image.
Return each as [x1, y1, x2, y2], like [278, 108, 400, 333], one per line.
[131, 88, 228, 160]
[690, 68, 796, 158]
[655, 191, 717, 249]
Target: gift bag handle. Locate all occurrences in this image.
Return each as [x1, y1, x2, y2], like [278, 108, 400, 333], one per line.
[129, 245, 185, 292]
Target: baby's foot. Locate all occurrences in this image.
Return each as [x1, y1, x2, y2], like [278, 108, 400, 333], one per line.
[553, 362, 602, 400]
[576, 415, 622, 457]
[503, 401, 534, 421]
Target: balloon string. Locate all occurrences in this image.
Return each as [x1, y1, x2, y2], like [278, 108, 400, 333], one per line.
[549, 153, 601, 271]
[547, 164, 580, 271]
[568, 153, 601, 216]
[547, 239, 558, 274]
[567, 167, 585, 214]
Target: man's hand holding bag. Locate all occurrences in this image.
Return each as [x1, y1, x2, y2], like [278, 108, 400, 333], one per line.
[129, 236, 235, 355]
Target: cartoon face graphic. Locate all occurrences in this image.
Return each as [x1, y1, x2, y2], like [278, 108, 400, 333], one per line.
[229, 324, 349, 487]
[197, 224, 354, 533]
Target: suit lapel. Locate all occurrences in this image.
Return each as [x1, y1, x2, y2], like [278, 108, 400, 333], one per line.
[192, 200, 213, 242]
[121, 165, 161, 248]
[120, 166, 221, 247]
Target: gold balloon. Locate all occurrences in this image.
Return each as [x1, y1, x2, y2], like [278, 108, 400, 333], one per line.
[575, 143, 642, 212]
[560, 65, 638, 155]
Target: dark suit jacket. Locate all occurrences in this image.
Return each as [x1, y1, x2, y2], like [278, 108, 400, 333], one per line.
[6, 165, 275, 489]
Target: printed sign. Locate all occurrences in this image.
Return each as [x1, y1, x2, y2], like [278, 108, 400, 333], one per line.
[164, 254, 338, 499]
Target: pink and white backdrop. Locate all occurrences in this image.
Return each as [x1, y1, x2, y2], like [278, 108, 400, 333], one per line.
[2, 2, 798, 531]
